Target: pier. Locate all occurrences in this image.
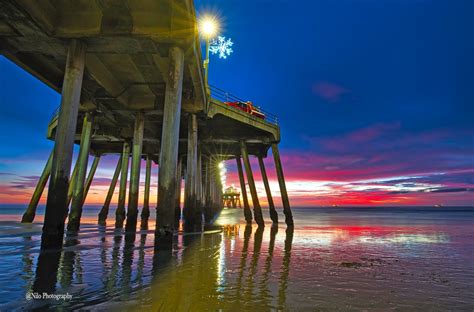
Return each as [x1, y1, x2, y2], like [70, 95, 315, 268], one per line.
[1, 0, 293, 248]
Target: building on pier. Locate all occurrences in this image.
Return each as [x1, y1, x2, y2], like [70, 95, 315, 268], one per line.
[223, 186, 241, 208]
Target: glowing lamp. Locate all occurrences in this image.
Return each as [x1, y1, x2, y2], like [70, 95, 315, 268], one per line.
[199, 16, 219, 39]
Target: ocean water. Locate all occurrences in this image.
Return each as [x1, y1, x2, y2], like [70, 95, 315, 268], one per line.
[0, 206, 473, 311]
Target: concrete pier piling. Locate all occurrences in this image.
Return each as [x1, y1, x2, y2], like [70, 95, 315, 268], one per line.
[203, 158, 212, 222]
[66, 161, 79, 208]
[174, 156, 183, 223]
[271, 144, 294, 226]
[156, 46, 184, 235]
[236, 156, 252, 223]
[21, 151, 53, 223]
[116, 142, 130, 228]
[82, 154, 101, 206]
[42, 40, 86, 248]
[68, 112, 94, 232]
[141, 155, 152, 221]
[206, 158, 215, 221]
[240, 141, 265, 226]
[213, 159, 224, 217]
[196, 151, 203, 222]
[126, 112, 145, 232]
[98, 155, 122, 225]
[258, 155, 278, 224]
[184, 114, 199, 230]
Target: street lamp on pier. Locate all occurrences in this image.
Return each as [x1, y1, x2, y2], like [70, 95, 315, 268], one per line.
[199, 15, 219, 88]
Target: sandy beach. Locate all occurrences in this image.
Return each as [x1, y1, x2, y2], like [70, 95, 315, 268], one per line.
[0, 207, 472, 310]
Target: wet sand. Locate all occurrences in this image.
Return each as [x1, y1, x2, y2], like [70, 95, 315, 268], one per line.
[0, 207, 473, 310]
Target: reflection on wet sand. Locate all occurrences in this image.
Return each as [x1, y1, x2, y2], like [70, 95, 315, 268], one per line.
[2, 207, 473, 311]
[278, 226, 293, 310]
[140, 223, 294, 310]
[33, 248, 61, 295]
[21, 235, 34, 293]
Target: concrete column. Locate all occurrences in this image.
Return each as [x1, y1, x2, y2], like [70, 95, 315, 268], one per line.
[258, 155, 278, 224]
[202, 157, 208, 208]
[236, 156, 252, 223]
[240, 141, 264, 226]
[207, 159, 215, 218]
[98, 155, 122, 225]
[141, 155, 152, 221]
[183, 114, 198, 229]
[174, 156, 182, 223]
[156, 46, 184, 234]
[203, 157, 211, 222]
[216, 167, 223, 214]
[212, 159, 222, 216]
[196, 150, 203, 219]
[67, 112, 94, 232]
[66, 160, 79, 208]
[125, 112, 145, 232]
[21, 151, 53, 223]
[115, 142, 130, 228]
[271, 143, 294, 226]
[42, 39, 86, 247]
[82, 154, 101, 206]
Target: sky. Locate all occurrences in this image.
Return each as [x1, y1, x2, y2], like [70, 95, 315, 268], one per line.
[0, 0, 473, 207]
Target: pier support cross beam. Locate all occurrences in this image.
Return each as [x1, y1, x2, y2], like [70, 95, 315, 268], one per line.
[98, 155, 122, 225]
[183, 114, 199, 230]
[116, 142, 131, 228]
[258, 155, 278, 224]
[21, 151, 53, 223]
[126, 112, 145, 232]
[156, 46, 184, 234]
[240, 141, 264, 226]
[67, 112, 94, 232]
[236, 156, 252, 223]
[42, 39, 86, 248]
[141, 155, 152, 221]
[271, 143, 294, 226]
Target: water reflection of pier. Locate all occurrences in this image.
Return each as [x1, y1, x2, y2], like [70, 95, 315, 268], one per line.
[25, 222, 294, 310]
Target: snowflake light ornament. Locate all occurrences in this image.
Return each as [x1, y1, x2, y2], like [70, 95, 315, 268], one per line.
[209, 36, 234, 59]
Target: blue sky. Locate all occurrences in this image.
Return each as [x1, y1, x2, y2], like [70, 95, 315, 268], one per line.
[1, 0, 473, 206]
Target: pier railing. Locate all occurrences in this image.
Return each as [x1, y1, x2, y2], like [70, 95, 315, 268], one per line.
[48, 86, 280, 126]
[209, 85, 279, 125]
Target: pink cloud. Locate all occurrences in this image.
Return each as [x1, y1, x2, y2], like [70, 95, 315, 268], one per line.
[312, 81, 349, 102]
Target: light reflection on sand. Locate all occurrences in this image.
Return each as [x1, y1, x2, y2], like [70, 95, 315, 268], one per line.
[0, 207, 472, 310]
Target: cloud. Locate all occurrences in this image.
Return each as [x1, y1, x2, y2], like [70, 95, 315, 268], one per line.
[312, 81, 349, 102]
